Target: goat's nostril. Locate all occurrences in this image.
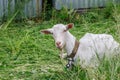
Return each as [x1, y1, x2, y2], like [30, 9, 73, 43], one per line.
[56, 42, 61, 46]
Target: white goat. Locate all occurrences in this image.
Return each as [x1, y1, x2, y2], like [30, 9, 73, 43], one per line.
[40, 23, 120, 68]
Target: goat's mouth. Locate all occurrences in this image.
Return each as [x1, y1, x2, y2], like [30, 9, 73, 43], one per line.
[56, 45, 64, 50]
[57, 46, 63, 50]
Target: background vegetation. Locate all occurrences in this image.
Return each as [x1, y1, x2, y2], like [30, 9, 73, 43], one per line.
[0, 1, 120, 80]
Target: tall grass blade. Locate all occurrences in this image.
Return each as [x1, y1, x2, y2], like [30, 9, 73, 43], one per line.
[2, 11, 19, 30]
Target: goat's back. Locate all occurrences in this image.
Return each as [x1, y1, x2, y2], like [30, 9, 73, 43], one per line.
[75, 33, 119, 68]
[80, 33, 119, 54]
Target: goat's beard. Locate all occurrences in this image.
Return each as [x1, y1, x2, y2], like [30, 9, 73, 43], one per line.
[58, 47, 62, 50]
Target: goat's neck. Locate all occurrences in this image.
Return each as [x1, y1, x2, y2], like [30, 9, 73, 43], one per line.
[64, 31, 76, 55]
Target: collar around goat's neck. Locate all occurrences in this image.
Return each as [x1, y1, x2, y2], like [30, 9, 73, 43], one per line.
[67, 39, 80, 59]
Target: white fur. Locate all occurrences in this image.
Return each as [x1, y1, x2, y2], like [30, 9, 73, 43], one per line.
[75, 33, 119, 68]
[41, 24, 120, 68]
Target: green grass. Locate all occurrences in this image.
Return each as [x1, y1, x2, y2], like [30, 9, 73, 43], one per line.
[0, 20, 120, 80]
[0, 3, 120, 80]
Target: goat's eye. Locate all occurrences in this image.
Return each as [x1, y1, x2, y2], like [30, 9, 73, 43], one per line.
[63, 30, 67, 32]
[50, 32, 53, 34]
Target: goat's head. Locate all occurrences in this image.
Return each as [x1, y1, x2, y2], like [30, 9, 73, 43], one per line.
[40, 23, 74, 50]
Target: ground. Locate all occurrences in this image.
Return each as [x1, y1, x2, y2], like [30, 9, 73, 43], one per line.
[0, 20, 120, 80]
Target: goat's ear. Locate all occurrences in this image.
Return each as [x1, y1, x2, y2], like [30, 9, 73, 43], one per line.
[40, 29, 53, 34]
[66, 23, 74, 31]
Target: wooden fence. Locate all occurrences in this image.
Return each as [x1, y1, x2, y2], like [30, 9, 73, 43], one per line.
[0, 0, 42, 21]
[0, 0, 120, 21]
